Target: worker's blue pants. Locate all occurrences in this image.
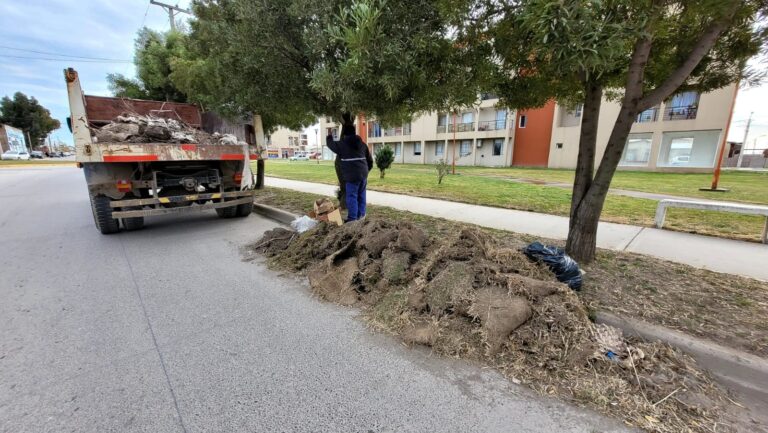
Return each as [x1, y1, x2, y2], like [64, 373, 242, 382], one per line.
[345, 179, 367, 221]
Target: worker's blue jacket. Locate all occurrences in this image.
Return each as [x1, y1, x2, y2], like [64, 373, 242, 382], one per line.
[326, 134, 373, 183]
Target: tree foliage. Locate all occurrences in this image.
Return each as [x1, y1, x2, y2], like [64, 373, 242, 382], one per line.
[0, 92, 61, 148]
[374, 145, 395, 178]
[107, 28, 188, 102]
[170, 0, 479, 131]
[455, 0, 768, 262]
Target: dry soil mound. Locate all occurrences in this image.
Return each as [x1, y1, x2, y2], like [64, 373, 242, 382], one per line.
[249, 217, 742, 433]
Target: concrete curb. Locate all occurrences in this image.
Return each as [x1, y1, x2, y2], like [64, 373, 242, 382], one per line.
[253, 203, 298, 225]
[596, 311, 768, 399]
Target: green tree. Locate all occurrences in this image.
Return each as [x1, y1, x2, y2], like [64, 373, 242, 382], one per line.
[170, 0, 478, 131]
[107, 28, 188, 102]
[459, 0, 768, 262]
[0, 92, 61, 149]
[374, 145, 395, 178]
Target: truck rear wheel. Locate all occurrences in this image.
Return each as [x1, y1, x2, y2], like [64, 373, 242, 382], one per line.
[236, 201, 253, 217]
[90, 194, 120, 234]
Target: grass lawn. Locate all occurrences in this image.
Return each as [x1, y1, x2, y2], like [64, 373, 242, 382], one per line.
[257, 159, 768, 242]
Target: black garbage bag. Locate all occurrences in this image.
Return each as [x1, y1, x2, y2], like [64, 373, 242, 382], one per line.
[523, 242, 582, 290]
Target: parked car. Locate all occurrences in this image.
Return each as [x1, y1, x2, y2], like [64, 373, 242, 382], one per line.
[289, 153, 309, 161]
[308, 152, 321, 160]
[671, 155, 690, 165]
[1, 150, 30, 160]
[30, 151, 44, 159]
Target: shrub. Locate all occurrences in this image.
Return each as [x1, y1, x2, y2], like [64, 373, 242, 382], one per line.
[375, 145, 395, 179]
[435, 159, 450, 185]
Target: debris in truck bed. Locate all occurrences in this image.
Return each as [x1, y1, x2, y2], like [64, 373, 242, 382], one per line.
[248, 216, 748, 433]
[92, 113, 247, 146]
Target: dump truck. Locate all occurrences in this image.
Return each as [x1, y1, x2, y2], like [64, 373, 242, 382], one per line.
[64, 68, 265, 234]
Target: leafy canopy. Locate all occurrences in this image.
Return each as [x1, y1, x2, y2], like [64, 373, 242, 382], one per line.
[108, 28, 188, 102]
[0, 92, 61, 148]
[170, 0, 479, 131]
[459, 0, 768, 110]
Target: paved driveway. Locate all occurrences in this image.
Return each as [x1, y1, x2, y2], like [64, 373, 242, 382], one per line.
[0, 167, 629, 432]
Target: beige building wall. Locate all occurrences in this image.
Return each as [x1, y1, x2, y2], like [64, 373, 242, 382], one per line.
[548, 84, 736, 172]
[365, 97, 517, 168]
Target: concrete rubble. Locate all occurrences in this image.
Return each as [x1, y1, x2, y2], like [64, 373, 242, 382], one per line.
[92, 114, 247, 146]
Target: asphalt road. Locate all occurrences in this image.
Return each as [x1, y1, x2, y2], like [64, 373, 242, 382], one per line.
[0, 166, 631, 433]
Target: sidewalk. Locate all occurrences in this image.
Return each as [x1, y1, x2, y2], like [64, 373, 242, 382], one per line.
[267, 177, 768, 281]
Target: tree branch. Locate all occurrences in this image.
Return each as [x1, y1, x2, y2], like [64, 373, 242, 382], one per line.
[637, 2, 738, 111]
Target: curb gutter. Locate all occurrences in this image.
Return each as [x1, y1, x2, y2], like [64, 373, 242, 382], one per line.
[253, 203, 298, 225]
[596, 311, 768, 400]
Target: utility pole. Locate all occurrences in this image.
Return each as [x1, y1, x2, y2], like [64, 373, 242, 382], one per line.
[149, 0, 190, 31]
[736, 111, 753, 169]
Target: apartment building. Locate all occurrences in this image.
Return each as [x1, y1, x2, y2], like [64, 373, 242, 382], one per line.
[320, 96, 522, 167]
[549, 84, 736, 172]
[318, 83, 736, 172]
[267, 127, 309, 159]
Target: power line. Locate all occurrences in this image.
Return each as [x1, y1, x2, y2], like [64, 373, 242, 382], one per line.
[0, 54, 131, 64]
[0, 45, 131, 62]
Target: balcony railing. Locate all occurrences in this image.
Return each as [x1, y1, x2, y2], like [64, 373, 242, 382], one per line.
[635, 107, 659, 123]
[440, 122, 475, 133]
[478, 120, 506, 131]
[663, 105, 698, 121]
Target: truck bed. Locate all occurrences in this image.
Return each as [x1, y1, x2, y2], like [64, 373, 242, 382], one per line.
[77, 142, 261, 163]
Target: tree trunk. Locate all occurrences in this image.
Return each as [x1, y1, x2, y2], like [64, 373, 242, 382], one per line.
[380, 169, 385, 179]
[566, 105, 639, 263]
[569, 81, 603, 223]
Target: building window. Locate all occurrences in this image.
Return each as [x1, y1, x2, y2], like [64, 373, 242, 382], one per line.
[636, 106, 659, 123]
[493, 139, 503, 156]
[664, 91, 699, 120]
[574, 104, 583, 118]
[619, 133, 652, 166]
[495, 110, 507, 130]
[326, 127, 338, 140]
[414, 142, 422, 155]
[369, 121, 382, 138]
[394, 143, 401, 157]
[435, 142, 445, 156]
[519, 115, 527, 128]
[657, 130, 720, 167]
[459, 140, 472, 157]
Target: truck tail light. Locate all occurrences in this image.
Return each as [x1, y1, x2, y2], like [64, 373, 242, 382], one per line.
[233, 173, 243, 183]
[116, 180, 132, 192]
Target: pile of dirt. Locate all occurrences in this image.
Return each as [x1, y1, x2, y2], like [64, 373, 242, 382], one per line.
[92, 114, 246, 145]
[248, 217, 743, 433]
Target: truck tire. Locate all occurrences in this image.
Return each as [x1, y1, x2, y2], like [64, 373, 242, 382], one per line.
[236, 200, 253, 217]
[216, 205, 237, 218]
[90, 194, 120, 234]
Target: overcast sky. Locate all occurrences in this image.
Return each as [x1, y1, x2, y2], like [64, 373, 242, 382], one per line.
[1, 0, 766, 151]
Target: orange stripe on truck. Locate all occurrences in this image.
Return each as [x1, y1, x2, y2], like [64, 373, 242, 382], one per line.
[103, 155, 159, 162]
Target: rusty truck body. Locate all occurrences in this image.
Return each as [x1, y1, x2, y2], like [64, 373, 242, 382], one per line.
[64, 68, 265, 234]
